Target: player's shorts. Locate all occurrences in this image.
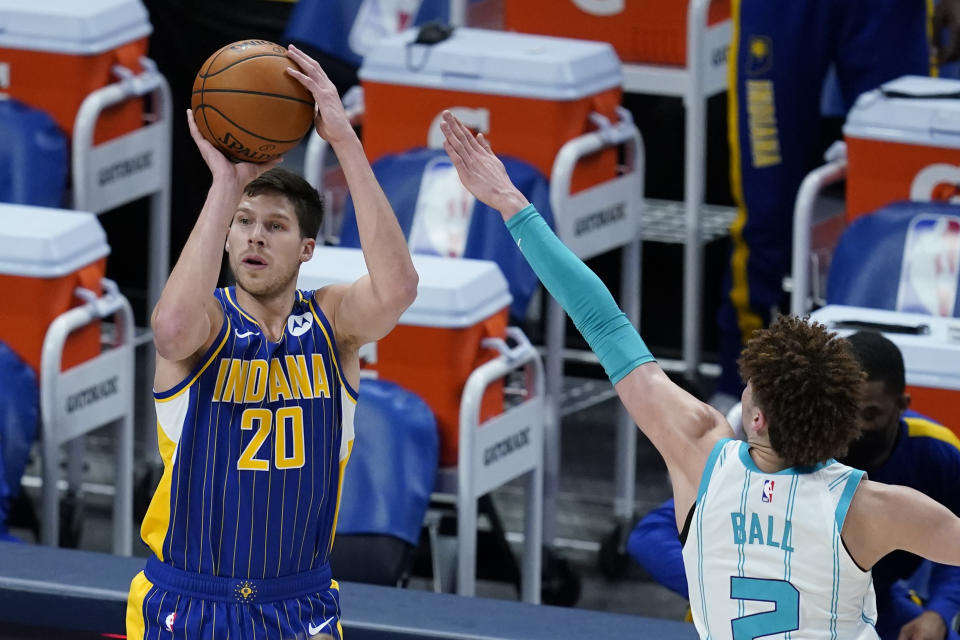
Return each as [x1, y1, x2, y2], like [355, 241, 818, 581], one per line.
[126, 556, 342, 639]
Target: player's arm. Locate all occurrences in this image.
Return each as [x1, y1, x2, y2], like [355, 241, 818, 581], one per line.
[286, 45, 418, 348]
[842, 479, 960, 570]
[151, 110, 280, 365]
[440, 111, 732, 521]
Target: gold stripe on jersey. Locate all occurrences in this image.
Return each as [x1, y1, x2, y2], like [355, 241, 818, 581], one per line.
[225, 287, 258, 325]
[156, 316, 232, 403]
[125, 571, 153, 638]
[141, 422, 180, 560]
[906, 416, 960, 450]
[306, 296, 359, 403]
[328, 388, 357, 553]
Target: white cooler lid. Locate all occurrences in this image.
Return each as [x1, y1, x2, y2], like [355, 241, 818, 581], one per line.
[0, 204, 110, 277]
[811, 305, 960, 388]
[0, 0, 151, 54]
[359, 27, 622, 100]
[844, 75, 960, 149]
[298, 247, 512, 328]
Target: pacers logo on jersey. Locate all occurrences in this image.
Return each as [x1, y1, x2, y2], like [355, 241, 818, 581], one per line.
[761, 479, 775, 503]
[288, 311, 314, 337]
[747, 36, 773, 76]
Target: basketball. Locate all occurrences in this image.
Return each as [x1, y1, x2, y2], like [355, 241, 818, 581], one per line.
[191, 40, 315, 163]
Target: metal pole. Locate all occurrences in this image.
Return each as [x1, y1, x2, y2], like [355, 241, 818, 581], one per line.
[682, 0, 710, 381]
[543, 299, 565, 545]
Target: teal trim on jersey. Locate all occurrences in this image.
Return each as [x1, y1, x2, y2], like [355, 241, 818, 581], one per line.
[736, 467, 752, 618]
[783, 476, 799, 640]
[828, 469, 852, 491]
[737, 442, 833, 475]
[697, 438, 732, 502]
[831, 523, 840, 639]
[783, 476, 799, 582]
[696, 480, 713, 639]
[505, 204, 655, 384]
[694, 440, 729, 639]
[834, 468, 865, 532]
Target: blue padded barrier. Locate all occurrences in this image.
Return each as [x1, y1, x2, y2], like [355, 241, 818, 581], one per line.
[339, 148, 554, 318]
[827, 201, 960, 316]
[0, 100, 68, 208]
[337, 378, 438, 545]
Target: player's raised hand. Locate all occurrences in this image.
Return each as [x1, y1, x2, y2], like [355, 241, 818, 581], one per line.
[439, 111, 529, 219]
[186, 109, 281, 188]
[285, 44, 354, 146]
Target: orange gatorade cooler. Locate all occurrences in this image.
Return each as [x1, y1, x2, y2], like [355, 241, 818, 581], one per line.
[298, 247, 512, 467]
[0, 204, 109, 375]
[845, 75, 960, 222]
[360, 27, 623, 194]
[0, 0, 152, 143]
[811, 305, 960, 439]
[500, 0, 731, 65]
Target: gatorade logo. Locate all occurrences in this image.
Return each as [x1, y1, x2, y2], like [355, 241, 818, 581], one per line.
[98, 151, 153, 186]
[483, 427, 531, 466]
[66, 376, 119, 413]
[910, 164, 960, 203]
[571, 0, 624, 16]
[0, 63, 9, 90]
[574, 202, 626, 236]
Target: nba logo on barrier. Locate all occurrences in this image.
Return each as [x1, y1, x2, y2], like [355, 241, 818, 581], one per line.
[896, 215, 960, 317]
[761, 479, 775, 503]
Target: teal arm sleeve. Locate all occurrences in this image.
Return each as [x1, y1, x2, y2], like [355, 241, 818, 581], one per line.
[506, 204, 653, 384]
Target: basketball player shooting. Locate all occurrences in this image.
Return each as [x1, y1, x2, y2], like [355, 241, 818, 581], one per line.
[125, 45, 417, 639]
[440, 110, 960, 639]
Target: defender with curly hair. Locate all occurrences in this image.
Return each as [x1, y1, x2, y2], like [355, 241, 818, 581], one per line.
[440, 110, 960, 640]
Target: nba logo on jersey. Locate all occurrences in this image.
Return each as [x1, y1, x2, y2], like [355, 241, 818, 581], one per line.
[761, 479, 775, 503]
[896, 214, 960, 317]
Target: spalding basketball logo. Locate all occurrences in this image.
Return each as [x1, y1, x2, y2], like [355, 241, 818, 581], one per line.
[572, 0, 625, 16]
[910, 164, 960, 203]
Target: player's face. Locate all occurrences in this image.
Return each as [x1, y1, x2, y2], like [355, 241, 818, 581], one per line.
[226, 192, 312, 297]
[844, 380, 903, 470]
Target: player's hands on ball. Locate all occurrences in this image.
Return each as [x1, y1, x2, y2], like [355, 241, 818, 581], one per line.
[186, 108, 281, 189]
[285, 44, 354, 146]
[439, 111, 529, 219]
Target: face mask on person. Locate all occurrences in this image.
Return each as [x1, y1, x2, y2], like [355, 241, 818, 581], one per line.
[842, 380, 906, 471]
[844, 426, 898, 470]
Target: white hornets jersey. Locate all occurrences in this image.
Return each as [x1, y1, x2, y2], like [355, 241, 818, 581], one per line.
[682, 439, 878, 640]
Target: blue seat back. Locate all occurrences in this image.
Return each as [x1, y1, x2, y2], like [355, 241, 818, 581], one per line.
[0, 100, 67, 208]
[337, 379, 437, 545]
[339, 148, 554, 317]
[827, 201, 960, 316]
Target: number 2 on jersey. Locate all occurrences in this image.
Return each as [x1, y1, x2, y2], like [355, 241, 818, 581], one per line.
[730, 577, 799, 639]
[238, 407, 306, 470]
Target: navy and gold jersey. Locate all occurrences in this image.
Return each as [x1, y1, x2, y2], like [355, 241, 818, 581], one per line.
[140, 287, 357, 578]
